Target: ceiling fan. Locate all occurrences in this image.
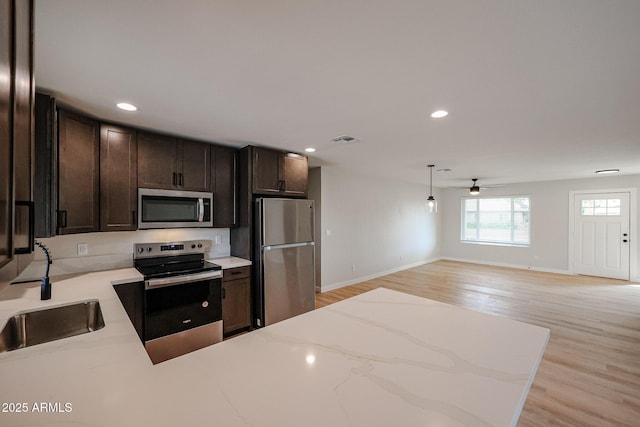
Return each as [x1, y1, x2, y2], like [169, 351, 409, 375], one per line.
[451, 178, 506, 195]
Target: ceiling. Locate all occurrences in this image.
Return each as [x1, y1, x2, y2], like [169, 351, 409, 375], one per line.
[34, 0, 640, 188]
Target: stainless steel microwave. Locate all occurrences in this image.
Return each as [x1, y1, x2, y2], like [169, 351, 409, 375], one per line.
[138, 188, 213, 229]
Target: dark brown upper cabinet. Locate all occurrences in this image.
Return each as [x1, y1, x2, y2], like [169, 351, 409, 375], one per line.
[282, 152, 308, 196]
[34, 93, 57, 238]
[211, 145, 237, 228]
[138, 131, 210, 192]
[57, 109, 100, 234]
[181, 139, 211, 192]
[0, 0, 13, 268]
[252, 146, 308, 197]
[100, 124, 137, 231]
[0, 0, 35, 270]
[12, 0, 34, 254]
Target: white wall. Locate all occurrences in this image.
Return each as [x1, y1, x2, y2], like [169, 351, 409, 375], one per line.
[318, 166, 441, 292]
[441, 174, 640, 281]
[308, 167, 322, 291]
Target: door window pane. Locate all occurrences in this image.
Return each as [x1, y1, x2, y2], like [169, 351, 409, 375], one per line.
[580, 199, 621, 216]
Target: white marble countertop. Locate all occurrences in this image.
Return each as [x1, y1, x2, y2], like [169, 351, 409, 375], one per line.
[0, 270, 548, 426]
[208, 256, 252, 269]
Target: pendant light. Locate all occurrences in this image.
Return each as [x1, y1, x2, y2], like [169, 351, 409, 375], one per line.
[427, 164, 437, 213]
[469, 178, 480, 195]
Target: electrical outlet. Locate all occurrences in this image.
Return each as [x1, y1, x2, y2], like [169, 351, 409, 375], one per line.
[214, 235, 222, 245]
[352, 264, 356, 272]
[77, 243, 88, 256]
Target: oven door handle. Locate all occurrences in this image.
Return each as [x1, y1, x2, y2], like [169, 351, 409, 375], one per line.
[145, 270, 223, 290]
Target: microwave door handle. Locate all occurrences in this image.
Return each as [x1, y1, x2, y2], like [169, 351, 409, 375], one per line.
[198, 198, 204, 222]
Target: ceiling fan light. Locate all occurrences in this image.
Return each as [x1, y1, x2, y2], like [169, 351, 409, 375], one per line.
[469, 179, 480, 195]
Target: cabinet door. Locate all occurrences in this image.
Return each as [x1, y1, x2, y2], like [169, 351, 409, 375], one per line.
[13, 0, 32, 204]
[34, 93, 56, 238]
[57, 110, 99, 234]
[12, 0, 34, 252]
[179, 139, 210, 192]
[211, 145, 236, 228]
[137, 131, 179, 189]
[282, 153, 308, 196]
[222, 276, 251, 335]
[113, 282, 144, 342]
[0, 0, 11, 267]
[252, 147, 282, 194]
[100, 125, 137, 231]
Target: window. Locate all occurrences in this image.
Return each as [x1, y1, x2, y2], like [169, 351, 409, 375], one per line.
[462, 196, 530, 246]
[580, 198, 620, 216]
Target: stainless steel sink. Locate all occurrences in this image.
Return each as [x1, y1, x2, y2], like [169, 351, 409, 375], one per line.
[0, 299, 104, 353]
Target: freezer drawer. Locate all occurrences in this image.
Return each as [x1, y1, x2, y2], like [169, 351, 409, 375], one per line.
[263, 243, 315, 326]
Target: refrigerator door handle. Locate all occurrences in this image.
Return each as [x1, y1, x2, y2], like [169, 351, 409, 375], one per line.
[264, 242, 315, 251]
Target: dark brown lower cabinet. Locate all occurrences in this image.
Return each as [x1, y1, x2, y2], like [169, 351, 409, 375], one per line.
[113, 281, 144, 342]
[100, 124, 137, 231]
[222, 266, 251, 336]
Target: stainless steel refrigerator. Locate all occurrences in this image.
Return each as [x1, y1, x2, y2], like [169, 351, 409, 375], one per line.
[254, 198, 315, 327]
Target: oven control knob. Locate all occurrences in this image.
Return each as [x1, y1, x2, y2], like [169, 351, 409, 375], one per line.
[191, 244, 196, 249]
[202, 301, 209, 308]
[147, 247, 152, 252]
[197, 243, 203, 248]
[137, 247, 144, 254]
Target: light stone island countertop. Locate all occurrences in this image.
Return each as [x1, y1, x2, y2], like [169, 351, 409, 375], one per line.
[0, 268, 549, 427]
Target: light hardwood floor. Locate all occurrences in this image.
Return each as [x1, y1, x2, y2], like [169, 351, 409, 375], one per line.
[315, 260, 640, 426]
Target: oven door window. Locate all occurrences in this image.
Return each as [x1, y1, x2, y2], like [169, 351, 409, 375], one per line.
[145, 280, 222, 341]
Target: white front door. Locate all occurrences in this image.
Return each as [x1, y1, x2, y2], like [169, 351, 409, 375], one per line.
[573, 192, 630, 280]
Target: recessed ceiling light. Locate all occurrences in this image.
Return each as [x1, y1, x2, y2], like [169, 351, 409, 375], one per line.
[116, 102, 137, 111]
[595, 169, 620, 175]
[305, 147, 316, 153]
[430, 110, 448, 119]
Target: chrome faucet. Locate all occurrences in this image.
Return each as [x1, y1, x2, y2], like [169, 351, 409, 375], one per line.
[34, 240, 52, 300]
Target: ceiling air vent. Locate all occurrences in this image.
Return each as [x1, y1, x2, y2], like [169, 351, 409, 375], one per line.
[330, 135, 359, 144]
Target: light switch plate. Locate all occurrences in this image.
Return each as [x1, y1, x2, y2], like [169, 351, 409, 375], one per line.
[77, 243, 88, 256]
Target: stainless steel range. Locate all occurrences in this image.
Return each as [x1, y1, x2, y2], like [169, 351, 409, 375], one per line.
[134, 240, 223, 364]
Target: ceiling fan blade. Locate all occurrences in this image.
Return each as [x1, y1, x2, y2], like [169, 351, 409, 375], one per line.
[448, 184, 507, 189]
[479, 184, 507, 188]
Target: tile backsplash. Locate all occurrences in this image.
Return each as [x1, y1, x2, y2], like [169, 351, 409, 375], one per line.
[17, 228, 230, 281]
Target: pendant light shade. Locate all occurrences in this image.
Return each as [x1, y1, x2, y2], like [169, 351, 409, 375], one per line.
[427, 165, 437, 213]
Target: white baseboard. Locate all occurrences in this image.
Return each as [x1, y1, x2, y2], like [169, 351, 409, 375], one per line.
[440, 257, 572, 276]
[320, 257, 442, 293]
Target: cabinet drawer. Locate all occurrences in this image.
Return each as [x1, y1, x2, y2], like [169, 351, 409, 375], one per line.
[223, 266, 250, 282]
